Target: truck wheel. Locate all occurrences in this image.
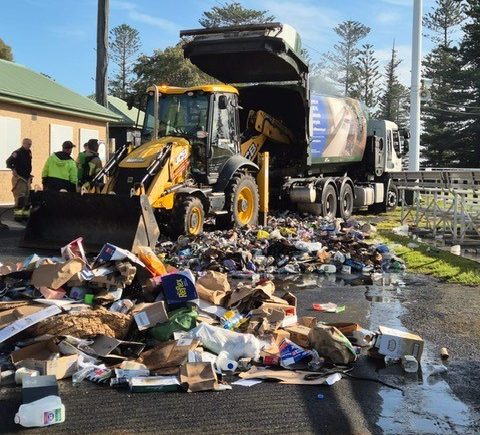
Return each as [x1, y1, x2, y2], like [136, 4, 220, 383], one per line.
[171, 196, 204, 236]
[321, 184, 337, 219]
[386, 183, 398, 212]
[217, 172, 259, 229]
[338, 183, 354, 220]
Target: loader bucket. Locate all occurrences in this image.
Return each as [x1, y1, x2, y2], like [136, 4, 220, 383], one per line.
[22, 191, 160, 252]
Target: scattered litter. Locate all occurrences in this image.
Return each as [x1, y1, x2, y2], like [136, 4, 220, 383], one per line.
[231, 378, 263, 387]
[312, 303, 345, 313]
[440, 347, 449, 360]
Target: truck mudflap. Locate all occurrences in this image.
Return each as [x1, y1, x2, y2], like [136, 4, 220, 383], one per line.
[181, 23, 308, 84]
[22, 191, 160, 252]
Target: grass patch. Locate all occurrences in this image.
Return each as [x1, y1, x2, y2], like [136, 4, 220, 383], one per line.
[355, 210, 480, 285]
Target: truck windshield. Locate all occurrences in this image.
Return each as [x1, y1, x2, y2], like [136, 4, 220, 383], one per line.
[142, 92, 210, 142]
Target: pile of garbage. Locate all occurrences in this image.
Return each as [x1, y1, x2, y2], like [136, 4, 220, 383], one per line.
[0, 215, 417, 428]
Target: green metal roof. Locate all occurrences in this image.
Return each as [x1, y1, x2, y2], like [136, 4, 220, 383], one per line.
[0, 59, 121, 122]
[108, 95, 144, 127]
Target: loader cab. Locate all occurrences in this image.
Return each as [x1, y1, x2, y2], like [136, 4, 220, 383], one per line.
[142, 85, 241, 183]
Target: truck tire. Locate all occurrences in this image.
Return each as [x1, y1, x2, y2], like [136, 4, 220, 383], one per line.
[217, 172, 259, 229]
[321, 184, 337, 219]
[370, 182, 398, 213]
[338, 183, 354, 220]
[171, 196, 205, 237]
[386, 183, 398, 212]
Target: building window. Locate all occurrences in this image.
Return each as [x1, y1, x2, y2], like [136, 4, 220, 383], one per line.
[50, 124, 73, 153]
[0, 116, 21, 170]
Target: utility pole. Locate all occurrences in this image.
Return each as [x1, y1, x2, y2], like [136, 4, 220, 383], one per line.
[409, 0, 422, 171]
[96, 0, 109, 107]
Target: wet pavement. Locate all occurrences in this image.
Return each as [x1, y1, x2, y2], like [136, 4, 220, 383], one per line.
[0, 215, 479, 434]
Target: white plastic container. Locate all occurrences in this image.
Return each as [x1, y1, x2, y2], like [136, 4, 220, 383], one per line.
[14, 395, 65, 427]
[216, 351, 238, 372]
[401, 355, 419, 373]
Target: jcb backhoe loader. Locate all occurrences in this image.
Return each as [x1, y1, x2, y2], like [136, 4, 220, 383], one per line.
[23, 84, 293, 251]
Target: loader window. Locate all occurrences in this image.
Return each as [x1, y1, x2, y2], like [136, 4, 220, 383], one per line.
[209, 93, 237, 174]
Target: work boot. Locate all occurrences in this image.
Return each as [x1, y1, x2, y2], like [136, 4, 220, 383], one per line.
[13, 208, 23, 222]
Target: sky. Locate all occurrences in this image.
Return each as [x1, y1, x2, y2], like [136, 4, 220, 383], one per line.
[1, 0, 441, 96]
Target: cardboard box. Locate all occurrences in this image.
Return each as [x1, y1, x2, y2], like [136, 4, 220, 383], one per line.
[162, 271, 198, 309]
[375, 326, 424, 360]
[298, 317, 317, 328]
[284, 324, 311, 348]
[133, 301, 168, 331]
[0, 305, 44, 329]
[259, 302, 296, 317]
[11, 340, 78, 380]
[138, 338, 199, 370]
[31, 259, 84, 290]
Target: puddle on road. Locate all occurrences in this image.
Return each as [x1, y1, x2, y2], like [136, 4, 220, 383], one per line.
[367, 274, 476, 434]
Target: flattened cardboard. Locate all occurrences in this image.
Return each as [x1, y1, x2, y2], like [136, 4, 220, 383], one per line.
[129, 376, 180, 393]
[0, 305, 62, 344]
[375, 326, 424, 360]
[31, 259, 84, 290]
[133, 301, 168, 331]
[0, 305, 44, 329]
[11, 339, 78, 380]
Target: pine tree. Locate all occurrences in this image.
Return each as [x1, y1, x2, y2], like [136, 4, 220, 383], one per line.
[377, 43, 409, 127]
[133, 42, 215, 98]
[0, 37, 13, 61]
[421, 0, 465, 167]
[324, 21, 370, 97]
[199, 2, 274, 28]
[353, 44, 381, 109]
[456, 0, 480, 167]
[109, 24, 141, 99]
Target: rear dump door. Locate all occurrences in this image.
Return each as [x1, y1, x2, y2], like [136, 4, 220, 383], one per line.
[181, 23, 308, 84]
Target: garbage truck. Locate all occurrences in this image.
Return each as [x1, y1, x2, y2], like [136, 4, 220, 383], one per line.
[23, 22, 405, 250]
[182, 22, 405, 219]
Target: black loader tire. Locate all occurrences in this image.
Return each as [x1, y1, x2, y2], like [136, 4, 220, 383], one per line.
[170, 196, 205, 237]
[217, 172, 259, 229]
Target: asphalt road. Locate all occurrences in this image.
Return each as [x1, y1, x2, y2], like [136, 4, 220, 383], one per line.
[0, 211, 479, 434]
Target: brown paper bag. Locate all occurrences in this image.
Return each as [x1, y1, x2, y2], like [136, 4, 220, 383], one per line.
[179, 362, 218, 392]
[31, 259, 84, 290]
[196, 271, 231, 305]
[138, 339, 199, 370]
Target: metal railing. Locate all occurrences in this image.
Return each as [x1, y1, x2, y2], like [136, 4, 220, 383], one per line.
[391, 170, 480, 244]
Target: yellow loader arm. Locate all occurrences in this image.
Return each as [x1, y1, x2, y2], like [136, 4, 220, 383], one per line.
[240, 110, 295, 161]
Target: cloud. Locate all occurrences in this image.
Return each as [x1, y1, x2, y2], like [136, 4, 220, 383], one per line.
[257, 0, 340, 46]
[111, 0, 179, 33]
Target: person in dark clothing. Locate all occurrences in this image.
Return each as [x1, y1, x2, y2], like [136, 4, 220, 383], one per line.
[79, 138, 103, 185]
[42, 141, 78, 192]
[6, 138, 33, 218]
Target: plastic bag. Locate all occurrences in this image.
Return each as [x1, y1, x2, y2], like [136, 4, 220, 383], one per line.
[150, 307, 198, 341]
[185, 323, 261, 361]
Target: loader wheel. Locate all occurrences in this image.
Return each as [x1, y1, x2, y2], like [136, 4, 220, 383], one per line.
[217, 172, 259, 229]
[338, 183, 354, 220]
[171, 196, 204, 237]
[321, 184, 337, 219]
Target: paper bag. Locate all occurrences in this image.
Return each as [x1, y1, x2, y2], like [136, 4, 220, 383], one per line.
[308, 323, 357, 364]
[138, 339, 198, 370]
[196, 271, 231, 305]
[179, 362, 218, 392]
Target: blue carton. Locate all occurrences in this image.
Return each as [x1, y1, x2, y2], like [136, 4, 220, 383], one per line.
[162, 271, 197, 309]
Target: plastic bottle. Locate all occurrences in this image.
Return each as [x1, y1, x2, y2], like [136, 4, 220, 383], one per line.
[221, 310, 244, 330]
[216, 351, 238, 371]
[15, 396, 65, 427]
